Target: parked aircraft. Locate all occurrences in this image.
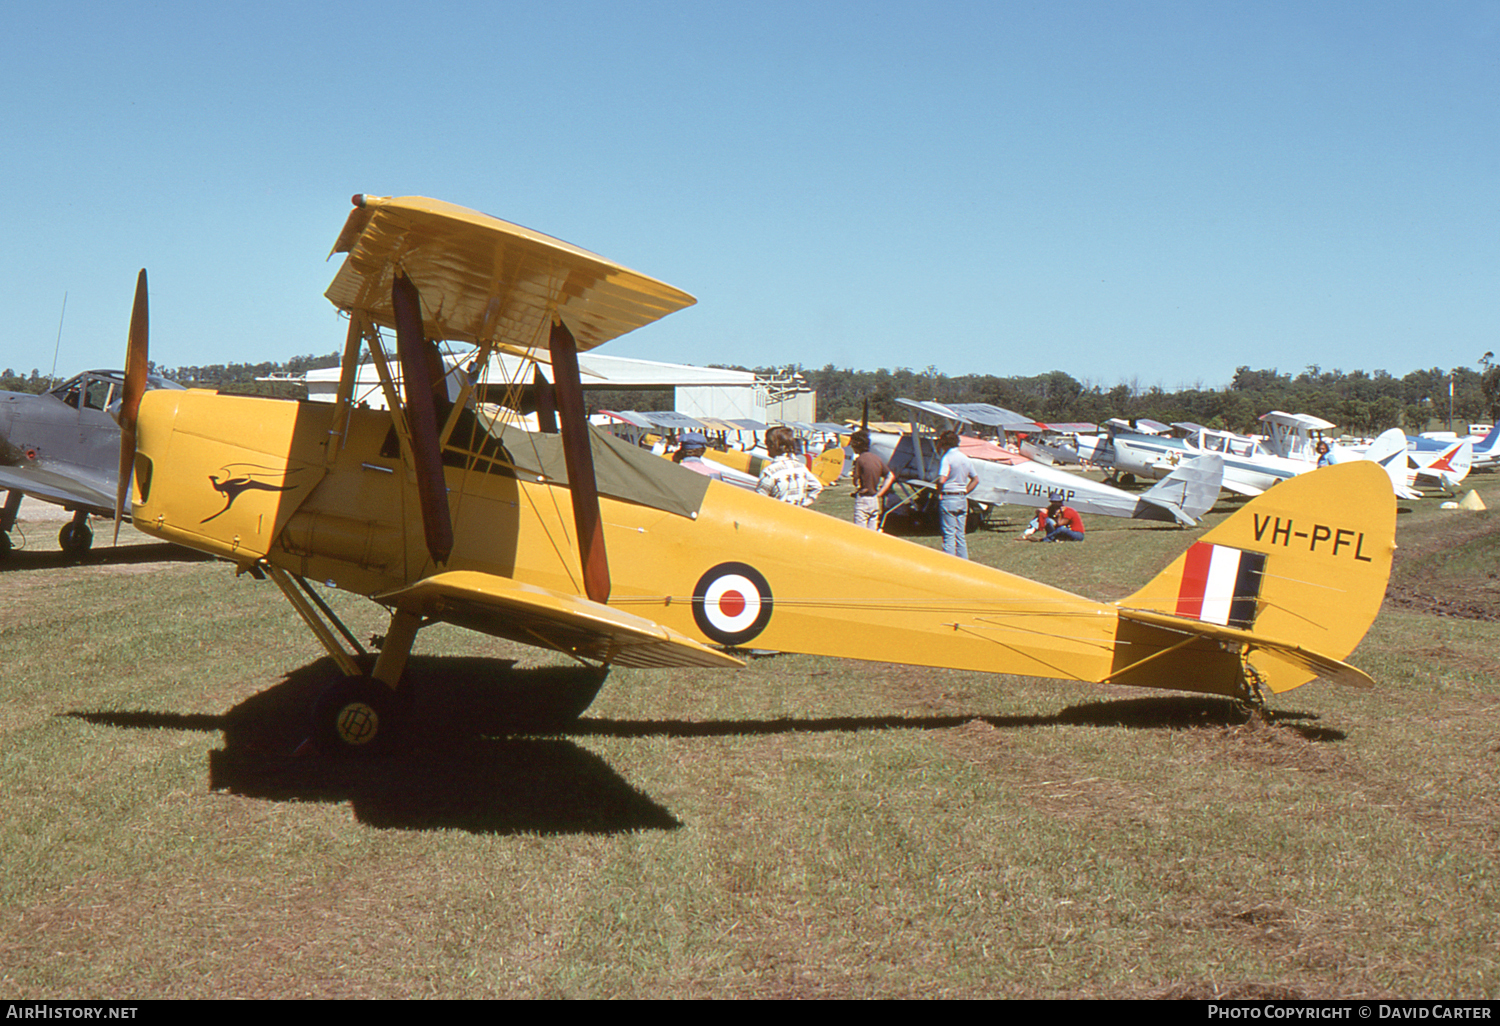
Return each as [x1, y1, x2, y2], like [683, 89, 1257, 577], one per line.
[1080, 420, 1311, 497]
[599, 410, 845, 487]
[882, 400, 1223, 526]
[1339, 435, 1470, 496]
[112, 195, 1396, 756]
[1083, 415, 1419, 501]
[1411, 424, 1499, 470]
[0, 368, 183, 556]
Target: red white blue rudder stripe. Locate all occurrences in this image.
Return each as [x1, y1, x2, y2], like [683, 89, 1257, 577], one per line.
[1175, 543, 1266, 629]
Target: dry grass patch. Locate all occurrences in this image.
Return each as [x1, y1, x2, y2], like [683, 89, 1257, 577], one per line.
[1, 484, 1498, 997]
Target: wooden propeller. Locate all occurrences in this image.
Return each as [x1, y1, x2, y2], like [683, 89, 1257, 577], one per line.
[114, 270, 149, 545]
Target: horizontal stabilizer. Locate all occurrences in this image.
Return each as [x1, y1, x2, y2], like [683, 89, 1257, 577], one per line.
[377, 571, 743, 670]
[1115, 607, 1374, 691]
[1135, 454, 1223, 525]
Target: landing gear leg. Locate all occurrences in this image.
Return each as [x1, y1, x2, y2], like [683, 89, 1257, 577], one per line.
[312, 608, 422, 757]
[259, 563, 408, 756]
[0, 491, 21, 561]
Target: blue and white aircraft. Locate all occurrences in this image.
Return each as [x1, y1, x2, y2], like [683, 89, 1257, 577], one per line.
[1411, 424, 1499, 470]
[1080, 412, 1415, 500]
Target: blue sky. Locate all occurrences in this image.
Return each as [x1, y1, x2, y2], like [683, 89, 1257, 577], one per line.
[3, 0, 1496, 392]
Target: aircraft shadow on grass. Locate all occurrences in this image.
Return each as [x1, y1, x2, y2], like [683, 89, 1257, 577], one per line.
[66, 655, 1342, 835]
[0, 540, 212, 572]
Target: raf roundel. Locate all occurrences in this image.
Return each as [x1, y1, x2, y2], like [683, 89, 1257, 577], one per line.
[692, 562, 774, 646]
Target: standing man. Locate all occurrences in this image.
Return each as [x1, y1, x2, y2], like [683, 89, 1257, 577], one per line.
[935, 429, 978, 558]
[849, 429, 894, 530]
[756, 425, 824, 506]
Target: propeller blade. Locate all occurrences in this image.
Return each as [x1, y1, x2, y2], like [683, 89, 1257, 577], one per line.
[549, 318, 610, 604]
[391, 271, 454, 565]
[114, 270, 149, 545]
[862, 398, 869, 432]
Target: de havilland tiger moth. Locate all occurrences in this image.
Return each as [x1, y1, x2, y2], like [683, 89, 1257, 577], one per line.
[111, 194, 1398, 754]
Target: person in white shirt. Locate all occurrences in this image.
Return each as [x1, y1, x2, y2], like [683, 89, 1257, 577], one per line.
[935, 429, 978, 558]
[755, 426, 823, 506]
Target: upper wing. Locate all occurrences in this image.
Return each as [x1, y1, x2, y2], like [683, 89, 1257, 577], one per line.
[376, 571, 743, 670]
[324, 195, 696, 355]
[0, 464, 114, 514]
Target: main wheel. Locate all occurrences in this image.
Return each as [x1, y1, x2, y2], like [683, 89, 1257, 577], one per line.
[312, 675, 403, 756]
[0, 533, 11, 560]
[59, 521, 93, 555]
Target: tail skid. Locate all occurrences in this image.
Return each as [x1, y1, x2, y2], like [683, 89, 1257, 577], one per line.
[1111, 462, 1396, 698]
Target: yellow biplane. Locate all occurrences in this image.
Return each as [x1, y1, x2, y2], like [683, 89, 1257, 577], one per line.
[114, 195, 1396, 754]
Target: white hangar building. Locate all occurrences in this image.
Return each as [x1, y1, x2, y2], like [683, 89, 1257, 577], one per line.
[302, 352, 816, 423]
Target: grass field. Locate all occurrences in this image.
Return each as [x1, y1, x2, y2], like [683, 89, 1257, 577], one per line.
[0, 472, 1495, 999]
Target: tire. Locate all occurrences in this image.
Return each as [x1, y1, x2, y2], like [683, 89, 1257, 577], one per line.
[312, 675, 403, 756]
[59, 521, 93, 555]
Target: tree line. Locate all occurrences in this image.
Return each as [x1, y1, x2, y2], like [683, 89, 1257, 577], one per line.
[792, 360, 1499, 437]
[4, 353, 1495, 437]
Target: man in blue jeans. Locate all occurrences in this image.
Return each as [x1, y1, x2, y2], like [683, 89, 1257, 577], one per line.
[1042, 492, 1086, 542]
[935, 430, 978, 558]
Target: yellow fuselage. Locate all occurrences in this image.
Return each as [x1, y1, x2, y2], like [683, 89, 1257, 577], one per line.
[132, 389, 1397, 700]
[131, 390, 1127, 686]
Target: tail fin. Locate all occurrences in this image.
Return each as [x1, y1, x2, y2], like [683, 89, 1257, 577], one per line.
[1136, 453, 1223, 525]
[809, 445, 846, 485]
[1112, 461, 1395, 696]
[1345, 427, 1420, 500]
[1415, 440, 1471, 491]
[1473, 423, 1500, 460]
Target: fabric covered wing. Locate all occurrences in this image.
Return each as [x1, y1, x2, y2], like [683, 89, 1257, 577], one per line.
[325, 195, 695, 353]
[376, 571, 742, 670]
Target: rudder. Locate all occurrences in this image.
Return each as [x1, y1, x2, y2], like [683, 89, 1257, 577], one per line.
[1114, 461, 1396, 696]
